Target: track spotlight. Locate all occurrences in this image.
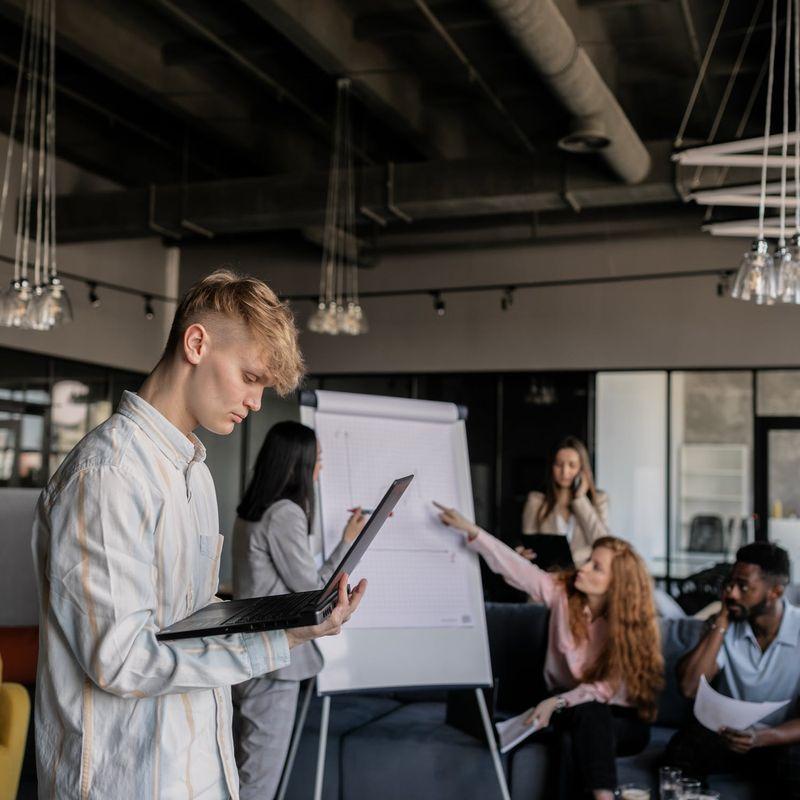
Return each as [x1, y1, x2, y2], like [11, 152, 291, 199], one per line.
[88, 282, 100, 308]
[717, 272, 731, 298]
[501, 286, 515, 311]
[432, 291, 446, 316]
[144, 295, 155, 320]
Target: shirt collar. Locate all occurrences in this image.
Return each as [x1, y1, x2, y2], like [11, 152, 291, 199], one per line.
[117, 390, 206, 469]
[738, 599, 800, 648]
[776, 600, 800, 646]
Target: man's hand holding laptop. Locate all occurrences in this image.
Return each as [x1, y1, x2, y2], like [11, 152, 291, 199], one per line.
[285, 573, 367, 649]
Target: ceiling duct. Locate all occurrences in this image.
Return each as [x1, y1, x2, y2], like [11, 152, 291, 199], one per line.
[485, 0, 651, 184]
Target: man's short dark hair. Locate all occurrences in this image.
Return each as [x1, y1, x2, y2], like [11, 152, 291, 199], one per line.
[736, 542, 791, 584]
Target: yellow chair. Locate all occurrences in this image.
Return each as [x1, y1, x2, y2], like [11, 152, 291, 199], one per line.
[0, 652, 31, 800]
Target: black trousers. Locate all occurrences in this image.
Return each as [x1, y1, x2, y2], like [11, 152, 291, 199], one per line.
[665, 716, 800, 799]
[548, 702, 650, 799]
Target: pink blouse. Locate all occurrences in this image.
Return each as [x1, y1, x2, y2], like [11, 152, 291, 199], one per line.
[468, 529, 629, 708]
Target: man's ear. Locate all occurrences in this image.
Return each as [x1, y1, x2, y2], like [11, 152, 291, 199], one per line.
[183, 323, 209, 366]
[769, 581, 786, 602]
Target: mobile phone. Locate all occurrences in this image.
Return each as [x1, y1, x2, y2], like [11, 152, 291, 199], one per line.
[571, 474, 582, 493]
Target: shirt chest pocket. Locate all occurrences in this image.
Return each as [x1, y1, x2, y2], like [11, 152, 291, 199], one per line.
[187, 532, 224, 612]
[198, 532, 224, 560]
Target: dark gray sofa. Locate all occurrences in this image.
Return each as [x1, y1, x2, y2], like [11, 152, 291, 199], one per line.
[283, 603, 761, 799]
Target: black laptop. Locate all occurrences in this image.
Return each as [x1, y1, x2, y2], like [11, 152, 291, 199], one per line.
[518, 533, 574, 572]
[157, 475, 413, 641]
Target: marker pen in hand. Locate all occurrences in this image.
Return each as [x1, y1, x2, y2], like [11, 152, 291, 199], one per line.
[347, 508, 393, 517]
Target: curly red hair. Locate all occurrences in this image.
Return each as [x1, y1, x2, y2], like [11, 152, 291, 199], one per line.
[561, 536, 664, 721]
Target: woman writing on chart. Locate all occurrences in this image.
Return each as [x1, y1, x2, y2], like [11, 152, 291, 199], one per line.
[232, 421, 366, 800]
[434, 502, 663, 800]
[520, 436, 610, 566]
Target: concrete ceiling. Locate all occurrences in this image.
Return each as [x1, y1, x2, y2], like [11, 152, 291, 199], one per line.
[0, 0, 774, 250]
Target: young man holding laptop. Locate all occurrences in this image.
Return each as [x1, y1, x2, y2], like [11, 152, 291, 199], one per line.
[32, 270, 367, 799]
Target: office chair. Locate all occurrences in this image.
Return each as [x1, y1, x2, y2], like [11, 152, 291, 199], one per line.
[688, 514, 725, 553]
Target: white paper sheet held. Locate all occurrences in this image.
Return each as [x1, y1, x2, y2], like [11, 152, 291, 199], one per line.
[694, 675, 790, 732]
[495, 708, 542, 754]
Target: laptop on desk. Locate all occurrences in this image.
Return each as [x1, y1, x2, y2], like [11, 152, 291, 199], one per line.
[157, 475, 413, 641]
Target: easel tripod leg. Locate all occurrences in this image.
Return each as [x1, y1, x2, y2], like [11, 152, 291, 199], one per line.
[313, 694, 331, 800]
[475, 688, 511, 800]
[276, 677, 316, 800]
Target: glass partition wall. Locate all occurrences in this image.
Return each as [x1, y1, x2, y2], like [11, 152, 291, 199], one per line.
[595, 372, 667, 575]
[669, 372, 753, 579]
[3, 342, 800, 586]
[0, 346, 143, 488]
[595, 368, 800, 585]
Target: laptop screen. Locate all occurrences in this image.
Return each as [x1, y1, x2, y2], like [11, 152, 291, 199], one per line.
[318, 475, 414, 602]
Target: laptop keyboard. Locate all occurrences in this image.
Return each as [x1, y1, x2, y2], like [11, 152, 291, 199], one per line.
[224, 590, 321, 625]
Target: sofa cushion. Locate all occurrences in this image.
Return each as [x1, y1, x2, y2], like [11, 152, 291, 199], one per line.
[483, 602, 549, 714]
[656, 617, 705, 728]
[616, 725, 674, 790]
[618, 725, 760, 799]
[507, 739, 550, 800]
[341, 702, 512, 800]
[284, 693, 402, 800]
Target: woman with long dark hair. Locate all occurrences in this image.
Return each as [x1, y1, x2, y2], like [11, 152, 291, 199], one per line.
[520, 436, 610, 566]
[232, 421, 365, 800]
[435, 503, 663, 799]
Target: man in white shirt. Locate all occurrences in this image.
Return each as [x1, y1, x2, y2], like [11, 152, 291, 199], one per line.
[32, 269, 366, 799]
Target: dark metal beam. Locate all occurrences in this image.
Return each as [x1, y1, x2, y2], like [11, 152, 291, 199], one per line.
[239, 0, 486, 160]
[55, 142, 681, 242]
[353, 5, 494, 41]
[0, 17, 242, 182]
[160, 38, 280, 67]
[150, 0, 343, 157]
[0, 0, 324, 172]
[372, 204, 702, 252]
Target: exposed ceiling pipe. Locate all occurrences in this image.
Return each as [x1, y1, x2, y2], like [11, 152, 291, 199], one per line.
[412, 0, 537, 154]
[485, 0, 651, 184]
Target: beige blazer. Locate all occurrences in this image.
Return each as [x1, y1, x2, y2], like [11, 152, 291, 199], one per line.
[521, 490, 610, 566]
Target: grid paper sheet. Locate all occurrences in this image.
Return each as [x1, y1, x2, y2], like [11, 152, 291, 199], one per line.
[315, 411, 474, 629]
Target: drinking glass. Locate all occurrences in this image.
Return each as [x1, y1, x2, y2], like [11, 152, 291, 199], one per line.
[676, 778, 702, 799]
[659, 767, 681, 800]
[618, 785, 650, 800]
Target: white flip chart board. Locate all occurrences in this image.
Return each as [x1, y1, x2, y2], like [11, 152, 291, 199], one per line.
[300, 390, 492, 694]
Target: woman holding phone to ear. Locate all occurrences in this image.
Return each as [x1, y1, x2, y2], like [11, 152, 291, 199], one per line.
[520, 436, 610, 566]
[232, 421, 366, 800]
[434, 503, 663, 800]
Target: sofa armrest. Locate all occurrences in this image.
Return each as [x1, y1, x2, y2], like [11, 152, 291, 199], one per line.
[0, 681, 31, 800]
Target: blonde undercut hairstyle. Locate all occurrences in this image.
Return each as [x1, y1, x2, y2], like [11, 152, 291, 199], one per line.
[165, 269, 304, 396]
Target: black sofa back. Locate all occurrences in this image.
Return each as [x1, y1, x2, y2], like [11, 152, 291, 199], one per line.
[485, 601, 550, 714]
[656, 616, 705, 727]
[476, 602, 706, 728]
